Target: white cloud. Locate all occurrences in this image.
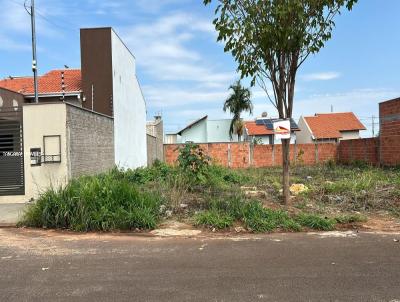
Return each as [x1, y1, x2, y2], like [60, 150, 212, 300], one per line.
[302, 72, 341, 81]
[295, 88, 400, 117]
[120, 12, 232, 85]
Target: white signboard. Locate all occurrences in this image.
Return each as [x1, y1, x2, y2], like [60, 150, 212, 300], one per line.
[273, 119, 291, 140]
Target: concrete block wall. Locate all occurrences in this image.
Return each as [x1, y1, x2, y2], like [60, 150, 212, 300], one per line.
[66, 105, 115, 178]
[164, 142, 337, 168]
[379, 98, 400, 166]
[146, 119, 164, 166]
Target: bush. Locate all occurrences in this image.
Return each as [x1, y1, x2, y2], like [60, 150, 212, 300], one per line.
[295, 213, 336, 231]
[114, 161, 172, 185]
[334, 214, 367, 224]
[242, 202, 301, 232]
[195, 209, 234, 229]
[20, 172, 164, 231]
[177, 143, 211, 184]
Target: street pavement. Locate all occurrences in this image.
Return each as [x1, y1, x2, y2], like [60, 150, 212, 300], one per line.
[0, 228, 399, 302]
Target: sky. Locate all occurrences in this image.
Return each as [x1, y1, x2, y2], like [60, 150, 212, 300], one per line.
[1, 0, 399, 137]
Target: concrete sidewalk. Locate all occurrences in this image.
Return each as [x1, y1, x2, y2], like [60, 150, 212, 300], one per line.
[0, 203, 28, 225]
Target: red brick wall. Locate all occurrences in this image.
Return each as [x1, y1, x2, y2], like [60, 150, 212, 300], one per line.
[338, 138, 379, 165]
[164, 142, 337, 168]
[380, 98, 400, 166]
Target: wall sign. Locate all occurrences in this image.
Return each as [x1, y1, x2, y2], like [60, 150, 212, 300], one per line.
[273, 119, 291, 140]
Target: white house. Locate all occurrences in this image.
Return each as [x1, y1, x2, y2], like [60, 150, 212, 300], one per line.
[173, 116, 239, 143]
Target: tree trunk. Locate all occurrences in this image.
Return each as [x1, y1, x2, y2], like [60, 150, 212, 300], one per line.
[282, 138, 290, 204]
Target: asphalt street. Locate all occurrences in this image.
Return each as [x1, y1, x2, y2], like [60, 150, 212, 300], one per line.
[0, 228, 399, 302]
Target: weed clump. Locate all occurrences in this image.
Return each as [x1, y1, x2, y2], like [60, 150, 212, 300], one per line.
[20, 172, 163, 231]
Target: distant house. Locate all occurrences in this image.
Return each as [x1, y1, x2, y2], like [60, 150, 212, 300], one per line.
[296, 112, 366, 144]
[244, 117, 299, 145]
[173, 116, 239, 143]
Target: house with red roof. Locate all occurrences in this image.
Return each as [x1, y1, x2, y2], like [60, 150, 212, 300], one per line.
[0, 27, 148, 203]
[244, 117, 299, 145]
[0, 69, 82, 106]
[296, 112, 366, 144]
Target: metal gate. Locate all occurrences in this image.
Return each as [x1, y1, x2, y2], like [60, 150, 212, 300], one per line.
[0, 107, 24, 196]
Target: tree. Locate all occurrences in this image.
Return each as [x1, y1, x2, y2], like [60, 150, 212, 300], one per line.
[223, 80, 253, 141]
[204, 0, 357, 204]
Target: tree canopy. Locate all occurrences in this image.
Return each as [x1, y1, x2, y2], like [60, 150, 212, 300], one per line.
[223, 80, 253, 140]
[205, 0, 357, 118]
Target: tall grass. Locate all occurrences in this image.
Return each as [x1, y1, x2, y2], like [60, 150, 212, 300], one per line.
[20, 172, 163, 231]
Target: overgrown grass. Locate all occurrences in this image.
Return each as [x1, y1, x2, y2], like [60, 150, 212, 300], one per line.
[195, 209, 234, 229]
[294, 213, 336, 231]
[20, 172, 163, 231]
[19, 158, 400, 233]
[193, 196, 338, 233]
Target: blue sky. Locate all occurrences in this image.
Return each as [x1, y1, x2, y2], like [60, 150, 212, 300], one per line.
[1, 0, 399, 136]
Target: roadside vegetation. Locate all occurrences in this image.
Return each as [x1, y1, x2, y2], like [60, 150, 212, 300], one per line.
[20, 144, 400, 233]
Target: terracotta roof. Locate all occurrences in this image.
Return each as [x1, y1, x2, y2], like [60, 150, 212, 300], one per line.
[0, 69, 81, 95]
[304, 112, 366, 139]
[245, 121, 274, 136]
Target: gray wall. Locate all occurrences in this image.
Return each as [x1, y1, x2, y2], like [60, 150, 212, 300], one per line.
[146, 119, 164, 165]
[66, 104, 115, 178]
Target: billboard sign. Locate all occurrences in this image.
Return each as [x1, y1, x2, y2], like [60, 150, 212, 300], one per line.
[273, 119, 291, 140]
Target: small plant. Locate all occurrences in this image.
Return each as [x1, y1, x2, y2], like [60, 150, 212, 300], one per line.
[195, 209, 234, 229]
[252, 137, 263, 145]
[177, 143, 211, 184]
[334, 214, 367, 224]
[295, 213, 336, 231]
[296, 149, 305, 165]
[242, 203, 301, 232]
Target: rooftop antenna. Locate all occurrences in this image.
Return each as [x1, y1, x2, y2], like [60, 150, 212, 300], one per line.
[331, 105, 333, 113]
[25, 0, 39, 103]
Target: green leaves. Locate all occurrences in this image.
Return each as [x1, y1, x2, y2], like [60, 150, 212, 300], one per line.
[223, 80, 253, 139]
[204, 0, 357, 118]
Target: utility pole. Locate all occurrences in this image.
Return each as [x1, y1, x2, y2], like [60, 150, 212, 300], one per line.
[29, 0, 39, 103]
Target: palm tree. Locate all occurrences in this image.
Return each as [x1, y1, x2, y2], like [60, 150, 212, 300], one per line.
[223, 81, 253, 141]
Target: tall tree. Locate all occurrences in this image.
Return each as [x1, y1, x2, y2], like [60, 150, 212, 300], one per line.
[205, 0, 357, 204]
[223, 80, 253, 141]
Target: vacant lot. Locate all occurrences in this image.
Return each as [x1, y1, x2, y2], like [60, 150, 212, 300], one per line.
[20, 147, 400, 233]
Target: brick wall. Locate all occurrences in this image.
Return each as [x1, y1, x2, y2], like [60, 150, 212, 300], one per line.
[380, 98, 400, 166]
[338, 138, 379, 165]
[164, 142, 337, 168]
[66, 105, 115, 178]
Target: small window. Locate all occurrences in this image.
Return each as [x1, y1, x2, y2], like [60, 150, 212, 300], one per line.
[30, 148, 41, 166]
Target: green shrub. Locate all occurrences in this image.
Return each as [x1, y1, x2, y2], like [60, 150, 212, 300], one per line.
[195, 209, 234, 229]
[19, 172, 163, 231]
[177, 143, 211, 184]
[295, 213, 336, 231]
[116, 161, 172, 184]
[210, 195, 245, 219]
[334, 214, 367, 224]
[242, 202, 301, 232]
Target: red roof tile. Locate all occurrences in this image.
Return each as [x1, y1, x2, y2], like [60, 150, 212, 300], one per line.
[0, 69, 81, 95]
[245, 121, 274, 136]
[304, 112, 366, 139]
